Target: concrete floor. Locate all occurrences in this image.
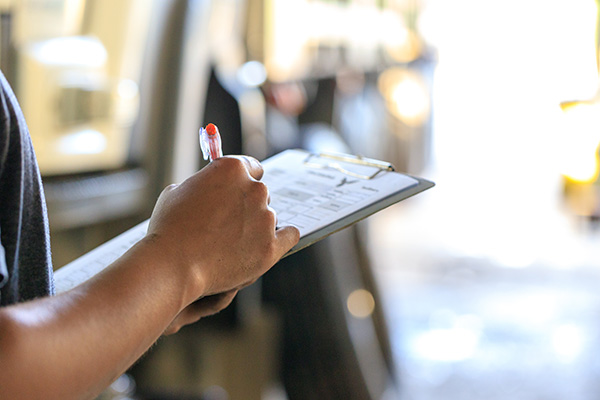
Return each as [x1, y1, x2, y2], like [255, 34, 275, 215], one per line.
[369, 203, 600, 400]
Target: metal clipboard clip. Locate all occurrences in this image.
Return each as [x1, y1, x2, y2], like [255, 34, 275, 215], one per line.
[303, 152, 395, 180]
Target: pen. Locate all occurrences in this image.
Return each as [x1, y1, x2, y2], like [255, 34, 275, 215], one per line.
[199, 123, 223, 162]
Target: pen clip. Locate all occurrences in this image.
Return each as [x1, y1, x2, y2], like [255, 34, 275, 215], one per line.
[199, 127, 210, 160]
[303, 152, 395, 180]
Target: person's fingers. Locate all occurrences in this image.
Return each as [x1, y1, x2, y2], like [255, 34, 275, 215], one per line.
[163, 290, 239, 335]
[193, 290, 238, 316]
[223, 155, 264, 181]
[274, 225, 300, 257]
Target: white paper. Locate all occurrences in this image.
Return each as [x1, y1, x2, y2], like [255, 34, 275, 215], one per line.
[263, 150, 418, 237]
[54, 220, 149, 293]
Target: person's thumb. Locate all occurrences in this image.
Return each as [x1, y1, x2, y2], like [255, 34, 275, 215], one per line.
[274, 225, 300, 258]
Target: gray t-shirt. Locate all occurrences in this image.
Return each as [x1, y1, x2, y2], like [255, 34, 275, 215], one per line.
[0, 71, 54, 305]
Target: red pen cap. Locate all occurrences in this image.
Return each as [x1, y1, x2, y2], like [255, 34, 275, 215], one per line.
[206, 123, 219, 136]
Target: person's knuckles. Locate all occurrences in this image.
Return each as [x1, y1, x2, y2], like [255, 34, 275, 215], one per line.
[163, 183, 178, 193]
[234, 155, 263, 180]
[248, 180, 270, 203]
[215, 156, 261, 181]
[264, 206, 278, 229]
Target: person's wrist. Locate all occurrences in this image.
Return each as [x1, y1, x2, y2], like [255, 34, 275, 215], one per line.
[134, 232, 207, 310]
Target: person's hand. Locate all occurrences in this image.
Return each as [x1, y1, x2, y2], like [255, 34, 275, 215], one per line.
[146, 156, 299, 328]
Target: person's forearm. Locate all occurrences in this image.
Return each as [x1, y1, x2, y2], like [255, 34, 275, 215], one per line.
[0, 234, 195, 400]
[0, 155, 300, 399]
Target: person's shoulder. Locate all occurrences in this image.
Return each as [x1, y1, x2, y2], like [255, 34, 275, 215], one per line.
[0, 69, 23, 177]
[0, 70, 19, 116]
[0, 70, 9, 168]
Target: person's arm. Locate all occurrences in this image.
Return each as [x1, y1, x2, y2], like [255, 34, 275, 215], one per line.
[0, 156, 299, 400]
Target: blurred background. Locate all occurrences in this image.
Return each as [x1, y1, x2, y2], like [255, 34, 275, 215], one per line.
[2, 0, 600, 399]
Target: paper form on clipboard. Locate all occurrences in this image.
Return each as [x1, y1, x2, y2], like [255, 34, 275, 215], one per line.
[54, 149, 434, 293]
[263, 149, 434, 255]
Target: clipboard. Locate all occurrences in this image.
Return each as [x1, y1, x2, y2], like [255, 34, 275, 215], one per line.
[262, 149, 434, 256]
[54, 149, 433, 293]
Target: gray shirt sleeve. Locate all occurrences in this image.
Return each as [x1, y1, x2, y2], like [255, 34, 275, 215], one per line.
[0, 70, 54, 305]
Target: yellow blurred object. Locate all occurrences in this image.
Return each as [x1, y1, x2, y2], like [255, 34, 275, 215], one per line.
[563, 176, 599, 217]
[559, 100, 600, 184]
[347, 289, 376, 319]
[378, 67, 430, 127]
[384, 28, 423, 64]
[557, 0, 600, 217]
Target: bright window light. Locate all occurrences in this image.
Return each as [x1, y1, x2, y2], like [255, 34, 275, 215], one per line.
[57, 129, 107, 155]
[28, 36, 107, 67]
